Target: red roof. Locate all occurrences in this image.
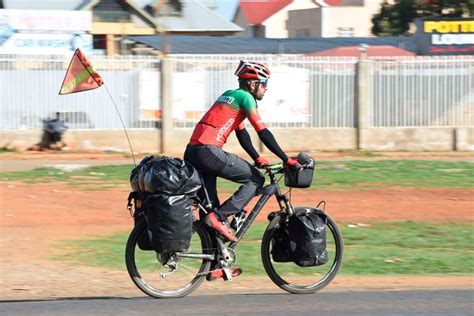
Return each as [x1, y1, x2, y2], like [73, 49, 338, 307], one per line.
[309, 46, 416, 57]
[240, 0, 292, 25]
[324, 0, 343, 5]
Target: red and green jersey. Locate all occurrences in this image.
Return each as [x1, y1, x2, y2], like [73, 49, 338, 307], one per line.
[189, 89, 266, 147]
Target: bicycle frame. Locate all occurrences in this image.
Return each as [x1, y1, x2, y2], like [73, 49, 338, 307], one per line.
[177, 164, 292, 261]
[229, 166, 294, 249]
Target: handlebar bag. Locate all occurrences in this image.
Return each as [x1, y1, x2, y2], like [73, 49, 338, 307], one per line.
[288, 208, 328, 267]
[284, 155, 315, 188]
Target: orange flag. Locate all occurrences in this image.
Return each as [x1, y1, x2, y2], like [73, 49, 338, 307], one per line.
[59, 48, 104, 95]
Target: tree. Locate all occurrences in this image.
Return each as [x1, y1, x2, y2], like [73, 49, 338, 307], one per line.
[372, 0, 473, 36]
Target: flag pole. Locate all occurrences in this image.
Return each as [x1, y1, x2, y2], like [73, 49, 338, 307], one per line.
[103, 85, 137, 166]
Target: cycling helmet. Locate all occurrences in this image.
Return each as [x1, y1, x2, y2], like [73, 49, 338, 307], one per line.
[234, 60, 271, 81]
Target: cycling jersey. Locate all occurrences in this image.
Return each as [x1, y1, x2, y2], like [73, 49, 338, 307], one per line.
[189, 89, 266, 147]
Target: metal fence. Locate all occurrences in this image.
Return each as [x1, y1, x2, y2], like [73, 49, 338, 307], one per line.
[169, 54, 357, 128]
[370, 56, 474, 127]
[0, 54, 473, 131]
[0, 54, 160, 130]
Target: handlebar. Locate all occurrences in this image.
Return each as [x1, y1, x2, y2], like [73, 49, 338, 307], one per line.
[254, 161, 310, 172]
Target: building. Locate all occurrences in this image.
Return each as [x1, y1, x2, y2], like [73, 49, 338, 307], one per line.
[233, 0, 317, 38]
[288, 0, 384, 38]
[1, 0, 242, 55]
[233, 0, 385, 38]
[78, 0, 242, 55]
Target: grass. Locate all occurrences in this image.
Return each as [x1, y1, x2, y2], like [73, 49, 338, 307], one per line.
[54, 221, 473, 276]
[315, 160, 474, 189]
[1, 160, 473, 190]
[0, 146, 16, 154]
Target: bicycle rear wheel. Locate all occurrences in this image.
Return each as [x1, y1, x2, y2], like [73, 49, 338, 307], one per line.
[125, 219, 213, 298]
[261, 207, 344, 294]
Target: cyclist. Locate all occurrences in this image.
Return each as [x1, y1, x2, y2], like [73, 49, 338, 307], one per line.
[184, 60, 298, 280]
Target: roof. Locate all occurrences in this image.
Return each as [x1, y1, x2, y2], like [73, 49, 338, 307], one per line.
[239, 0, 292, 24]
[128, 35, 417, 54]
[3, 0, 80, 10]
[324, 0, 342, 5]
[153, 0, 242, 32]
[3, 0, 240, 33]
[309, 45, 416, 57]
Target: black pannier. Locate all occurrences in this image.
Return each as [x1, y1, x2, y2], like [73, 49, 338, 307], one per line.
[127, 191, 153, 251]
[146, 194, 193, 253]
[270, 207, 328, 266]
[129, 156, 201, 253]
[284, 152, 315, 188]
[288, 208, 328, 267]
[271, 220, 292, 262]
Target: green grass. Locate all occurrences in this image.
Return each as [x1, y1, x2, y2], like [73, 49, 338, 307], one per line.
[0, 147, 16, 154]
[0, 165, 129, 189]
[315, 160, 474, 189]
[54, 221, 473, 276]
[1, 160, 473, 190]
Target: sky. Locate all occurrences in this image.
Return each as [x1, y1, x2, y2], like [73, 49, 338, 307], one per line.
[2, 0, 239, 20]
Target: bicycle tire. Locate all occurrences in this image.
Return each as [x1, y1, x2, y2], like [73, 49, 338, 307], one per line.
[125, 219, 213, 298]
[261, 206, 344, 294]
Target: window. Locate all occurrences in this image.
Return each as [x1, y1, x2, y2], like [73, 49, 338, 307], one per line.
[337, 27, 354, 37]
[295, 29, 310, 38]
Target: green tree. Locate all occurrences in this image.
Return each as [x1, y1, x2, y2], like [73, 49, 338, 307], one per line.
[372, 0, 473, 36]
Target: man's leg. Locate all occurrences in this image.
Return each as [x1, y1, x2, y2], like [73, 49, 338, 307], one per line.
[184, 145, 264, 221]
[199, 173, 219, 211]
[205, 147, 265, 221]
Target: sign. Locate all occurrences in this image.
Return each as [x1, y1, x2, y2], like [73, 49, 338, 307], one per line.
[0, 9, 92, 54]
[0, 33, 92, 54]
[0, 9, 91, 32]
[415, 18, 474, 55]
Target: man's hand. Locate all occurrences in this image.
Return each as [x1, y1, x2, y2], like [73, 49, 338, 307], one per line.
[255, 156, 270, 166]
[286, 157, 300, 168]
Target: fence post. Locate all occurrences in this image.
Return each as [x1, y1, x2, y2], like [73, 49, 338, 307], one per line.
[160, 56, 173, 154]
[355, 59, 372, 150]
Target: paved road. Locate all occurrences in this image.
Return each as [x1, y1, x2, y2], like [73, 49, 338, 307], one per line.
[1, 289, 473, 316]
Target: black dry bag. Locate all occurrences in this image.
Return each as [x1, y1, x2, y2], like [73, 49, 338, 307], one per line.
[288, 208, 328, 267]
[271, 221, 292, 262]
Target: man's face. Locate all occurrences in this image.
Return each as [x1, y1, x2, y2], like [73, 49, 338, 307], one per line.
[252, 80, 268, 101]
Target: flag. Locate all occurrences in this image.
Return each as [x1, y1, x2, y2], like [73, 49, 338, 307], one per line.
[59, 48, 104, 95]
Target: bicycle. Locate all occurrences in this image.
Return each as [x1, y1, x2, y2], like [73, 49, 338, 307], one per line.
[125, 163, 344, 298]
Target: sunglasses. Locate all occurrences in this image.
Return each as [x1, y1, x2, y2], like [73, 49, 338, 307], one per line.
[259, 79, 269, 87]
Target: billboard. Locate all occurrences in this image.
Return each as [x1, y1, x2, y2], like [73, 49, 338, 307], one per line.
[415, 18, 474, 55]
[0, 9, 92, 54]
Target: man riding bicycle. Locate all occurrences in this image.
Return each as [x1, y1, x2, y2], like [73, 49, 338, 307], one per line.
[184, 60, 298, 280]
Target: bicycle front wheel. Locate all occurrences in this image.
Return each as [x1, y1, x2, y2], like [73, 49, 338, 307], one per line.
[125, 219, 213, 298]
[261, 207, 344, 294]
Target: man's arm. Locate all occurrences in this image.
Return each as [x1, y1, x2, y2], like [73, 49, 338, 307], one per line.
[257, 128, 288, 162]
[246, 111, 289, 162]
[235, 124, 259, 161]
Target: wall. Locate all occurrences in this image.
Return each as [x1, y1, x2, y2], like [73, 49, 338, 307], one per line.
[288, 8, 322, 37]
[264, 0, 318, 38]
[2, 55, 473, 154]
[0, 129, 161, 153]
[2, 126, 473, 154]
[321, 1, 383, 37]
